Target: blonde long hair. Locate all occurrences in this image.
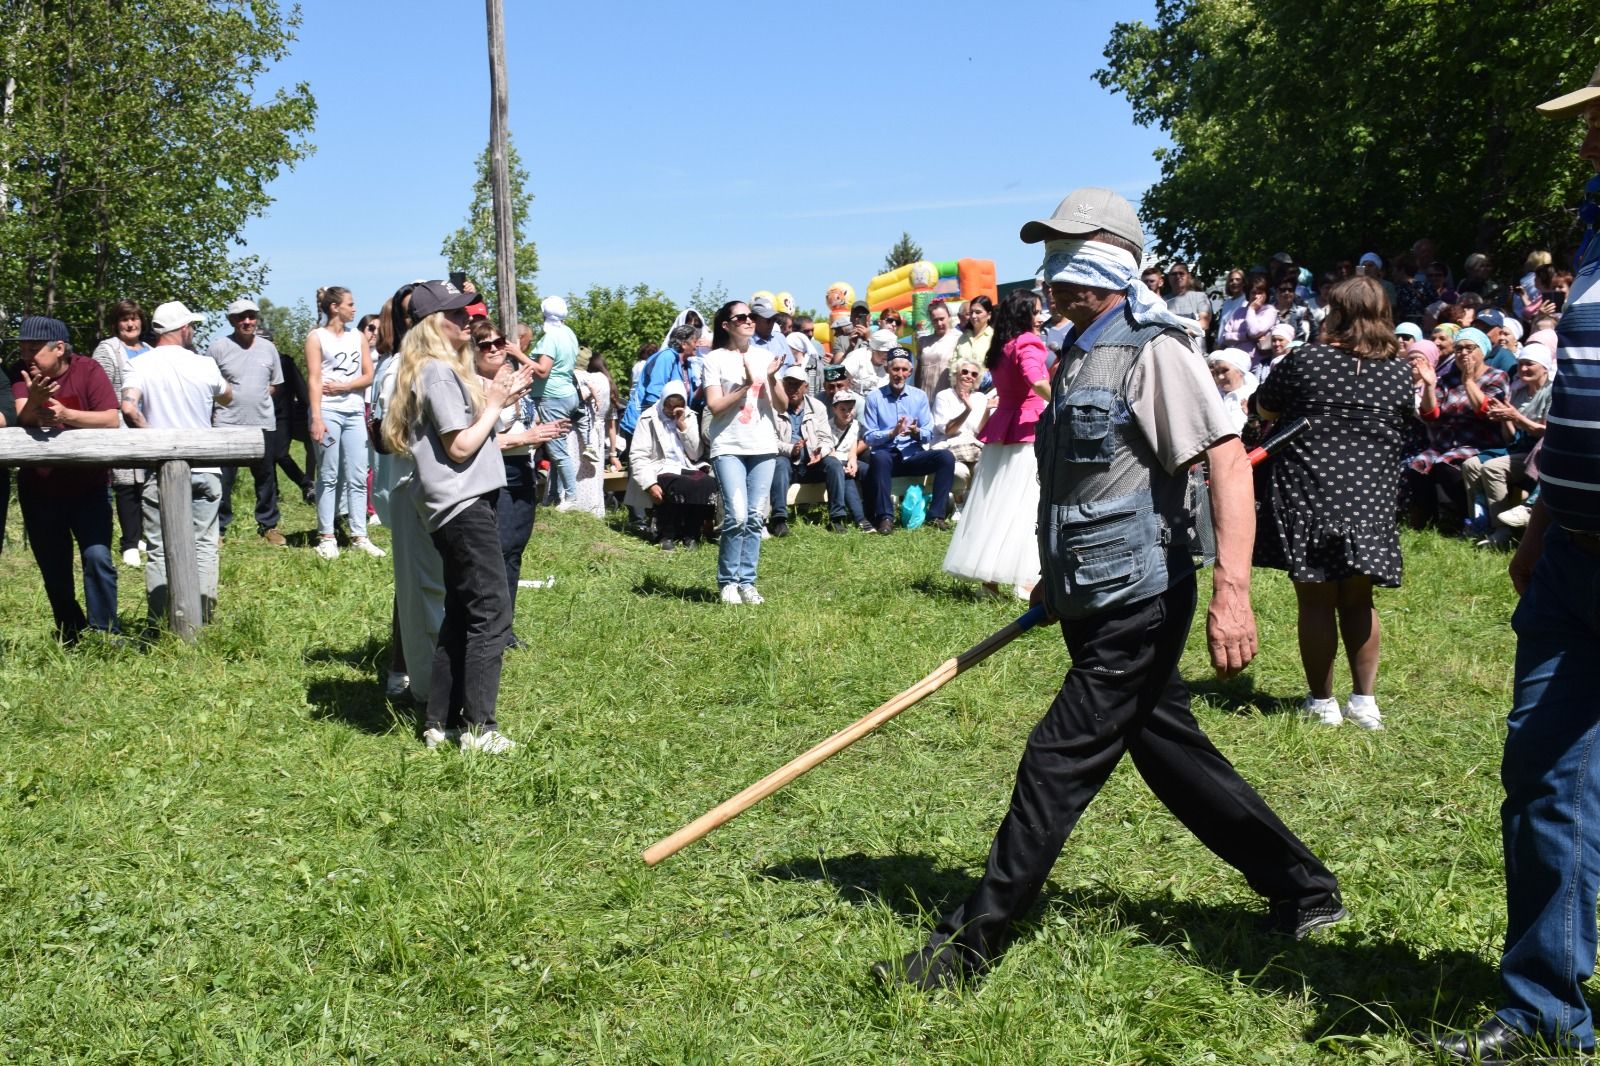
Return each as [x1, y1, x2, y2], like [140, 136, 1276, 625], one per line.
[382, 312, 483, 456]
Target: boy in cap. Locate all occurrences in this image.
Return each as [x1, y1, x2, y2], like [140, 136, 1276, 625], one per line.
[11, 315, 122, 642]
[824, 389, 871, 531]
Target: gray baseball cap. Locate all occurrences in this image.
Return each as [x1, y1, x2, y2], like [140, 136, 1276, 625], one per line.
[750, 295, 778, 319]
[1020, 187, 1145, 248]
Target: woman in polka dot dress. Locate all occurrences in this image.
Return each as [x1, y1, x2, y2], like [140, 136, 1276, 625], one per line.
[1254, 276, 1416, 731]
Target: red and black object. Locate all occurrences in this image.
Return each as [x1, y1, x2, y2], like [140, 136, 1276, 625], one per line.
[1247, 416, 1310, 467]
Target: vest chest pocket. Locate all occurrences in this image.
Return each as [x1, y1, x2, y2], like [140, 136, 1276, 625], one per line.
[1058, 386, 1117, 464]
[1055, 506, 1156, 590]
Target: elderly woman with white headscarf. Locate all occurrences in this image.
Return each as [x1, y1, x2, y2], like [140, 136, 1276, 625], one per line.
[626, 380, 715, 550]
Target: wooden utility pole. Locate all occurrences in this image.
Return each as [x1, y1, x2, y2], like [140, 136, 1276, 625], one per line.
[485, 0, 517, 336]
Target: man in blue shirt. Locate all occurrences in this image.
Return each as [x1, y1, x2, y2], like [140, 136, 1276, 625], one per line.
[860, 347, 954, 533]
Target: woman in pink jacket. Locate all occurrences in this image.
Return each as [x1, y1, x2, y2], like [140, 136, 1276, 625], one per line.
[942, 289, 1051, 598]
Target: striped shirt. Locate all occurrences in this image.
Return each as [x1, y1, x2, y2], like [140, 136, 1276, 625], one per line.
[1538, 253, 1600, 530]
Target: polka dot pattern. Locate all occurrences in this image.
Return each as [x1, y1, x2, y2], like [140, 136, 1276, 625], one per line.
[1253, 342, 1415, 587]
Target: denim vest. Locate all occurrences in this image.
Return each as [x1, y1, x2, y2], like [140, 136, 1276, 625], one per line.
[1034, 308, 1199, 620]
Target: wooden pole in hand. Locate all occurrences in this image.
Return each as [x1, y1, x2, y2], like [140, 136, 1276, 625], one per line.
[484, 0, 517, 336]
[642, 605, 1050, 866]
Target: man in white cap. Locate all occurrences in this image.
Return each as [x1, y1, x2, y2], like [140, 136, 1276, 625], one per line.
[207, 298, 285, 545]
[120, 300, 234, 629]
[526, 295, 583, 509]
[1430, 60, 1600, 1064]
[766, 364, 836, 538]
[873, 187, 1342, 991]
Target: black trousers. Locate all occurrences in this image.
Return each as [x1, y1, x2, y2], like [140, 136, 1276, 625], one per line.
[931, 576, 1339, 964]
[220, 425, 282, 534]
[275, 419, 313, 495]
[498, 457, 537, 609]
[426, 494, 510, 733]
[113, 482, 143, 552]
[656, 469, 716, 541]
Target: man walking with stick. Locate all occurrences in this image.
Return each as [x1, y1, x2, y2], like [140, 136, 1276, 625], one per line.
[873, 189, 1344, 990]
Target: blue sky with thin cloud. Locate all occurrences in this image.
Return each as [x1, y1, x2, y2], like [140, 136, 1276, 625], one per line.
[242, 0, 1165, 321]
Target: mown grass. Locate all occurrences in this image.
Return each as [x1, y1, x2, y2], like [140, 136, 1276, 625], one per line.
[0, 483, 1549, 1063]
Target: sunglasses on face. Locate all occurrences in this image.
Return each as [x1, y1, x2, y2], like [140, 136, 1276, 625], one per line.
[957, 370, 980, 377]
[476, 337, 507, 351]
[728, 313, 755, 324]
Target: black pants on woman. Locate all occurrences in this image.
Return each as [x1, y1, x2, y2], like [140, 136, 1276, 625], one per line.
[114, 482, 143, 552]
[498, 456, 537, 609]
[426, 494, 510, 734]
[1405, 463, 1467, 530]
[928, 576, 1340, 967]
[656, 469, 716, 543]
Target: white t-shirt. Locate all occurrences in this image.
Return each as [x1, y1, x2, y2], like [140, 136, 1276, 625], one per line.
[123, 344, 229, 473]
[313, 325, 366, 414]
[703, 348, 780, 459]
[931, 387, 987, 445]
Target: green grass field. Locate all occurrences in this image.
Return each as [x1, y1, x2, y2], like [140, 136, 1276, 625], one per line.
[0, 486, 1542, 1063]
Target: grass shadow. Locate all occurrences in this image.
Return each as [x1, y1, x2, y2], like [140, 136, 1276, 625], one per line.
[910, 575, 996, 604]
[762, 851, 979, 919]
[773, 849, 1500, 1038]
[306, 677, 410, 735]
[632, 573, 720, 603]
[305, 633, 390, 672]
[1189, 674, 1295, 718]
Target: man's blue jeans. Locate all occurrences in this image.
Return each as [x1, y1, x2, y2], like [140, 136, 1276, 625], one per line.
[1498, 525, 1600, 1051]
[712, 453, 774, 588]
[771, 455, 859, 521]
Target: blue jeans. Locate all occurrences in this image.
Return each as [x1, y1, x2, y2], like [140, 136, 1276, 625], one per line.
[18, 480, 118, 639]
[712, 453, 775, 588]
[771, 455, 858, 521]
[315, 406, 369, 537]
[537, 392, 581, 502]
[1497, 525, 1600, 1051]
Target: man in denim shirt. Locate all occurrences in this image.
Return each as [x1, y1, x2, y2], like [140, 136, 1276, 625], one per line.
[859, 347, 955, 533]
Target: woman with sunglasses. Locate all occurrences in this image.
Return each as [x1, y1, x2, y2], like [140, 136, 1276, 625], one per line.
[943, 289, 1048, 599]
[382, 282, 533, 753]
[703, 301, 787, 604]
[472, 321, 567, 647]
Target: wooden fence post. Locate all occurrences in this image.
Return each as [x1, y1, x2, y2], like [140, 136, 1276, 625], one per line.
[155, 459, 203, 642]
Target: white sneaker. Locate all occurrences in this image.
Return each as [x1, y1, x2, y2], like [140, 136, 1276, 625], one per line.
[384, 670, 410, 698]
[1497, 504, 1531, 529]
[422, 727, 450, 749]
[759, 526, 772, 540]
[581, 444, 600, 464]
[315, 538, 339, 560]
[739, 584, 764, 605]
[555, 500, 578, 513]
[367, 514, 382, 527]
[459, 728, 516, 754]
[352, 537, 386, 558]
[1343, 695, 1384, 731]
[720, 584, 744, 605]
[1299, 695, 1342, 726]
[121, 547, 143, 568]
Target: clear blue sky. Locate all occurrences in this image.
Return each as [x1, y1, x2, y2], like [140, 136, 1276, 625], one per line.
[243, 0, 1167, 321]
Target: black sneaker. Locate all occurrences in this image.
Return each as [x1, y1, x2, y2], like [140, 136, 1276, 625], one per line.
[1260, 897, 1348, 940]
[659, 538, 676, 552]
[857, 518, 875, 533]
[830, 518, 848, 534]
[770, 517, 791, 538]
[869, 942, 979, 991]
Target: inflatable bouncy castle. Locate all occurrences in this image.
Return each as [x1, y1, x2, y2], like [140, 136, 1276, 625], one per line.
[863, 258, 998, 330]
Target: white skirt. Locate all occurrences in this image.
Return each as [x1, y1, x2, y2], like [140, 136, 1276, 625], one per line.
[942, 441, 1041, 588]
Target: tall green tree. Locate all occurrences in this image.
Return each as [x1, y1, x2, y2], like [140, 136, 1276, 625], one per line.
[0, 0, 316, 345]
[561, 283, 678, 400]
[881, 231, 924, 273]
[1095, 1, 1599, 275]
[440, 139, 537, 326]
[257, 296, 313, 365]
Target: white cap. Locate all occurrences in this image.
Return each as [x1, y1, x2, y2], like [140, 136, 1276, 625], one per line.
[830, 389, 861, 406]
[869, 327, 897, 352]
[225, 298, 260, 317]
[151, 301, 205, 334]
[785, 331, 809, 352]
[780, 365, 808, 383]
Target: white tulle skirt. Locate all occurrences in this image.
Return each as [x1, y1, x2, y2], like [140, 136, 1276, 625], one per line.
[942, 441, 1041, 589]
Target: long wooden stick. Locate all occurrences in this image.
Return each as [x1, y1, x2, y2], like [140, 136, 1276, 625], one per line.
[642, 604, 1049, 865]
